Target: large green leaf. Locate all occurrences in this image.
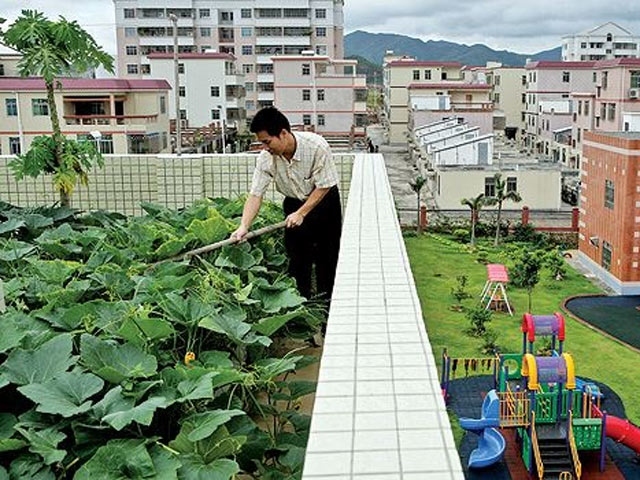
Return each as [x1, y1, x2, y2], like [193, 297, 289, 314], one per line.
[0, 218, 26, 235]
[0, 239, 36, 261]
[183, 410, 245, 442]
[15, 427, 66, 465]
[0, 311, 28, 354]
[0, 466, 7, 480]
[0, 334, 75, 385]
[214, 244, 257, 270]
[80, 334, 157, 384]
[177, 456, 239, 480]
[170, 424, 245, 465]
[26, 258, 81, 285]
[0, 413, 27, 453]
[9, 454, 55, 480]
[198, 312, 271, 347]
[102, 396, 169, 431]
[252, 310, 307, 336]
[251, 278, 305, 313]
[186, 212, 233, 245]
[74, 439, 167, 480]
[18, 371, 104, 417]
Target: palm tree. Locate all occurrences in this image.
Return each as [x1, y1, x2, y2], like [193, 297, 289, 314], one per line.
[485, 173, 522, 246]
[1, 10, 114, 206]
[409, 175, 426, 233]
[461, 193, 486, 245]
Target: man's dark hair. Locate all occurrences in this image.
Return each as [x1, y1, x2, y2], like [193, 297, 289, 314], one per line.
[250, 106, 291, 136]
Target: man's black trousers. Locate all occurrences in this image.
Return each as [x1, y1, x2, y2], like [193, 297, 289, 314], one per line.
[282, 186, 342, 302]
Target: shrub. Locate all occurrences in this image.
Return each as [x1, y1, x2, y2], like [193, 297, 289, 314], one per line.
[465, 305, 493, 337]
[452, 228, 469, 243]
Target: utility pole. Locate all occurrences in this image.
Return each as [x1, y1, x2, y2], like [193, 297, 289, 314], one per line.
[169, 13, 181, 155]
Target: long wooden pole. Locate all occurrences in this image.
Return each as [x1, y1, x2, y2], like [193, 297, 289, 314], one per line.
[152, 220, 287, 267]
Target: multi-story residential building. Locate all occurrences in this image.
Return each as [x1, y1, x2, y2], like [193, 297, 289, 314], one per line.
[408, 82, 494, 136]
[593, 58, 640, 131]
[523, 61, 596, 159]
[383, 56, 463, 143]
[578, 131, 640, 294]
[484, 64, 526, 139]
[112, 1, 344, 118]
[272, 52, 367, 138]
[562, 22, 640, 61]
[0, 77, 171, 155]
[0, 44, 21, 77]
[147, 51, 245, 130]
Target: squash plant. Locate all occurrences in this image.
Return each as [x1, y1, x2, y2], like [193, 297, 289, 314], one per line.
[0, 198, 322, 479]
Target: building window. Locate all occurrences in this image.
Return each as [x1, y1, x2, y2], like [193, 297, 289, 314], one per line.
[200, 27, 211, 37]
[607, 103, 616, 121]
[315, 45, 327, 55]
[506, 177, 517, 193]
[199, 8, 210, 18]
[125, 27, 136, 37]
[210, 86, 220, 97]
[602, 71, 608, 88]
[31, 99, 49, 116]
[584, 101, 589, 116]
[484, 176, 496, 197]
[140, 64, 150, 74]
[424, 70, 431, 80]
[160, 96, 166, 114]
[303, 114, 311, 125]
[9, 137, 21, 155]
[631, 70, 640, 88]
[179, 86, 186, 97]
[602, 241, 612, 271]
[246, 100, 255, 111]
[604, 179, 614, 209]
[5, 98, 17, 116]
[241, 8, 252, 18]
[242, 64, 253, 74]
[123, 8, 135, 18]
[316, 27, 326, 37]
[413, 70, 420, 80]
[241, 27, 252, 37]
[179, 109, 187, 120]
[211, 109, 220, 120]
[318, 114, 325, 126]
[220, 11, 234, 22]
[317, 89, 325, 101]
[302, 64, 310, 75]
[126, 45, 137, 55]
[562, 71, 570, 83]
[127, 64, 138, 74]
[315, 9, 326, 18]
[494, 92, 500, 104]
[245, 82, 254, 92]
[302, 89, 311, 101]
[242, 45, 253, 55]
[178, 63, 185, 74]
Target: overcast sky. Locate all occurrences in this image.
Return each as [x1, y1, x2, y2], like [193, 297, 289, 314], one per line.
[3, 1, 640, 55]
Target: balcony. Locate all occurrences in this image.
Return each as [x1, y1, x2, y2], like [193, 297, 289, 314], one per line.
[63, 114, 160, 127]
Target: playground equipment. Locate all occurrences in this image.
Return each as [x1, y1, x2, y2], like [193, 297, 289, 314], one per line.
[480, 263, 513, 316]
[444, 312, 640, 479]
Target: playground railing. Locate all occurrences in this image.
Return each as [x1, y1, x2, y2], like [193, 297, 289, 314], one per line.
[498, 387, 530, 427]
[531, 411, 545, 480]
[535, 389, 557, 423]
[568, 410, 583, 479]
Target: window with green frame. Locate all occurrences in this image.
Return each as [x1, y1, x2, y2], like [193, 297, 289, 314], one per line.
[602, 241, 612, 271]
[604, 179, 614, 209]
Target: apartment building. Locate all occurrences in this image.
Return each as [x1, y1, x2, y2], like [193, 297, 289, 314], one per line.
[408, 82, 494, 136]
[0, 77, 171, 155]
[562, 22, 640, 61]
[147, 51, 245, 130]
[272, 53, 367, 137]
[578, 131, 640, 294]
[113, 1, 344, 118]
[523, 61, 596, 161]
[0, 44, 21, 77]
[383, 56, 463, 143]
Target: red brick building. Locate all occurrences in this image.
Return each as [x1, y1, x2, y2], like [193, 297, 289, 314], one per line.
[579, 131, 640, 293]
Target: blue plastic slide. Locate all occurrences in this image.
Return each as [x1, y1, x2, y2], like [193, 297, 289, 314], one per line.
[459, 389, 506, 468]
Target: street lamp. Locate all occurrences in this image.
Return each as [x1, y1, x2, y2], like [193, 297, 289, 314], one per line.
[169, 13, 182, 155]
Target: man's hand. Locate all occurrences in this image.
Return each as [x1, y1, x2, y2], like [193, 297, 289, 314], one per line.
[285, 211, 305, 228]
[230, 224, 249, 241]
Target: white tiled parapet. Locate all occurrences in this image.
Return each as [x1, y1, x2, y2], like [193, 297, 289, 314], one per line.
[302, 154, 464, 479]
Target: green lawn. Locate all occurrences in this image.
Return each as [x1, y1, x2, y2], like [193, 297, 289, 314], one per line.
[404, 234, 640, 424]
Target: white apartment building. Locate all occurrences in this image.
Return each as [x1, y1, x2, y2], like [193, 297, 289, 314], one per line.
[562, 22, 640, 61]
[383, 55, 463, 143]
[0, 77, 171, 155]
[147, 51, 245, 130]
[484, 65, 526, 139]
[272, 53, 367, 137]
[113, 1, 344, 118]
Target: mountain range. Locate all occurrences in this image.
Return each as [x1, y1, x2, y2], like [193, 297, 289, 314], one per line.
[345, 30, 562, 67]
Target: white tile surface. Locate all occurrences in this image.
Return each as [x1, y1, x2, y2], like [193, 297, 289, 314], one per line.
[302, 155, 462, 479]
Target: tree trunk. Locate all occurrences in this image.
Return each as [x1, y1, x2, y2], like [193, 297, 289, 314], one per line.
[416, 194, 421, 233]
[470, 214, 476, 245]
[494, 202, 503, 246]
[46, 79, 71, 207]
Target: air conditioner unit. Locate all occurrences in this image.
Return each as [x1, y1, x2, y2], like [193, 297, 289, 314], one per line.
[629, 88, 640, 99]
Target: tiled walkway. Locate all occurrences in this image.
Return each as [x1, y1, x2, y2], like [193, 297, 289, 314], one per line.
[302, 154, 464, 479]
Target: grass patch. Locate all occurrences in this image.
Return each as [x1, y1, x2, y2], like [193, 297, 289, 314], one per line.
[405, 233, 640, 424]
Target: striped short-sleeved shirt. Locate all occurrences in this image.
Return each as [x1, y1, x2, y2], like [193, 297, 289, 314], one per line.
[249, 131, 339, 200]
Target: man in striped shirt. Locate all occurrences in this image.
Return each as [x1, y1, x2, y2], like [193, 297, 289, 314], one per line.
[231, 107, 342, 305]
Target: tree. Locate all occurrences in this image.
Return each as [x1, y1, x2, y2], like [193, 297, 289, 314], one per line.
[0, 10, 114, 206]
[511, 249, 543, 313]
[409, 175, 426, 233]
[461, 193, 486, 245]
[485, 173, 522, 246]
